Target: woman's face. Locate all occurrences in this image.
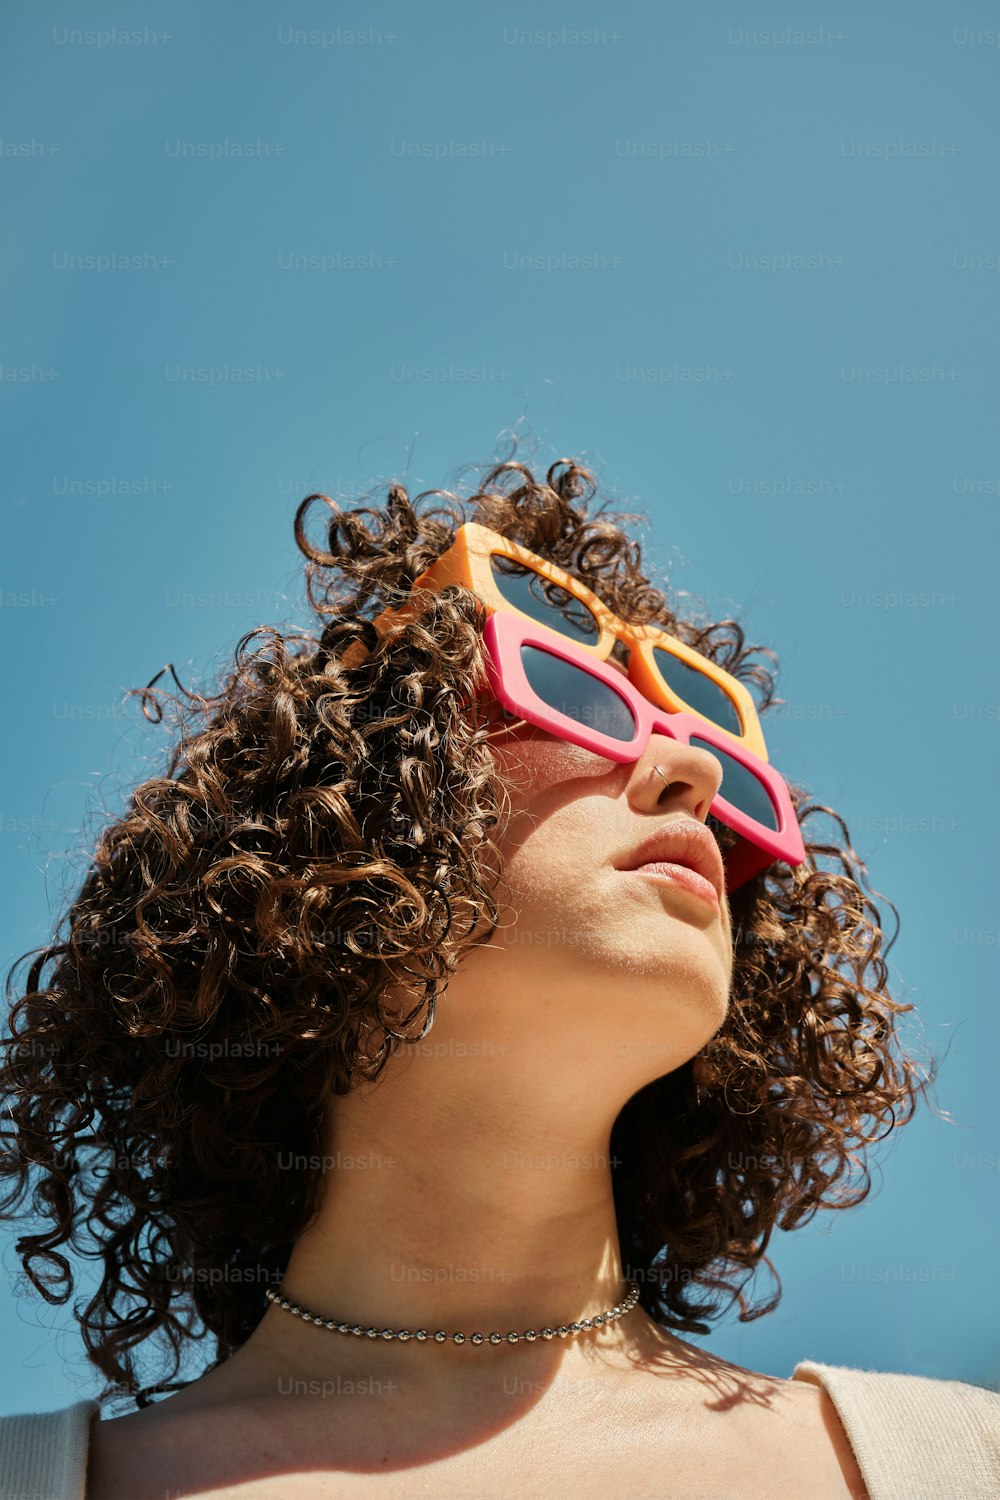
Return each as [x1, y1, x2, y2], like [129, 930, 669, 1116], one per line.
[452, 671, 735, 1094]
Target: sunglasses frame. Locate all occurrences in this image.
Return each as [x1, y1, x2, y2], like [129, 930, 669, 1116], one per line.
[340, 521, 769, 761]
[480, 609, 806, 892]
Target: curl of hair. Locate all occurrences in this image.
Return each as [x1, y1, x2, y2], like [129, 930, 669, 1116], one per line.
[1, 457, 935, 1410]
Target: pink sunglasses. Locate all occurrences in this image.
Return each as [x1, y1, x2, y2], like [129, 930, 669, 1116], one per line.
[478, 610, 806, 892]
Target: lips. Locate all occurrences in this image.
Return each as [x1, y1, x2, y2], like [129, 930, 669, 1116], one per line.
[614, 819, 725, 904]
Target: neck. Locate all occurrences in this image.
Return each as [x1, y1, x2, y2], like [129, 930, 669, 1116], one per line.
[211, 973, 705, 1399]
[273, 1061, 634, 1357]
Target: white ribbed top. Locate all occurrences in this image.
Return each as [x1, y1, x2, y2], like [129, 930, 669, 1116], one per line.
[791, 1360, 1000, 1499]
[0, 1398, 99, 1499]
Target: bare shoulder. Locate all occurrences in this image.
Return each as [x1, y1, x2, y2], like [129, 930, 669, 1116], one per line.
[624, 1346, 870, 1500]
[553, 1356, 870, 1500]
[87, 1401, 209, 1500]
[87, 1396, 276, 1500]
[86, 1362, 870, 1500]
[775, 1374, 870, 1499]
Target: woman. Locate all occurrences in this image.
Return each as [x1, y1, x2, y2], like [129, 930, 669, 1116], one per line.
[1, 459, 995, 1499]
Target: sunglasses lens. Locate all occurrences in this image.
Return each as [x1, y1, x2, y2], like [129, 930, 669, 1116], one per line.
[520, 645, 637, 741]
[651, 646, 742, 736]
[690, 735, 780, 831]
[490, 555, 601, 645]
[505, 645, 781, 835]
[489, 558, 746, 741]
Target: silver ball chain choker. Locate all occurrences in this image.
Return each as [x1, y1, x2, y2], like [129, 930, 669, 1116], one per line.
[264, 1280, 641, 1347]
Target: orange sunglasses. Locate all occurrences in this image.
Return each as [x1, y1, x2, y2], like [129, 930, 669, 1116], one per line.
[338, 522, 768, 760]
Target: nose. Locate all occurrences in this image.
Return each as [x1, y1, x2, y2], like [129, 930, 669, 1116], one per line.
[624, 730, 724, 823]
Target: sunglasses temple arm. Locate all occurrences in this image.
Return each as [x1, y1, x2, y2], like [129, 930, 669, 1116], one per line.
[723, 836, 786, 892]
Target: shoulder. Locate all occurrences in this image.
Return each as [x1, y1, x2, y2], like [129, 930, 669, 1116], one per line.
[91, 1374, 863, 1500]
[88, 1399, 222, 1500]
[88, 1394, 287, 1500]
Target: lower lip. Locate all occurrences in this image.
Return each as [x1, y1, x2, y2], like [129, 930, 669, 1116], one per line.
[628, 861, 719, 909]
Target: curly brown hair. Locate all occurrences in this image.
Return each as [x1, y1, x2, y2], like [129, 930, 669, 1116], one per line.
[1, 457, 935, 1413]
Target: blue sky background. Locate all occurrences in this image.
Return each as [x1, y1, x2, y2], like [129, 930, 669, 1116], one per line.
[2, 0, 998, 1414]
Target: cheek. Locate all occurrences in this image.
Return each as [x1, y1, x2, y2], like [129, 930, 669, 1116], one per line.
[486, 738, 620, 891]
[487, 735, 613, 810]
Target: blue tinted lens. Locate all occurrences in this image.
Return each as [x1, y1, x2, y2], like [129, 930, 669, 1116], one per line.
[651, 646, 742, 735]
[491, 555, 601, 644]
[690, 736, 779, 830]
[520, 645, 637, 741]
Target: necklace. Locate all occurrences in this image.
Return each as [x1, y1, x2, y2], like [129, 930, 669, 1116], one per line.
[264, 1280, 641, 1346]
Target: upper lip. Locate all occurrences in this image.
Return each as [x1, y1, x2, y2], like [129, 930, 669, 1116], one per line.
[614, 820, 725, 902]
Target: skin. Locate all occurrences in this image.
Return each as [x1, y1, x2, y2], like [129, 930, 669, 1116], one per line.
[87, 668, 868, 1496]
[245, 663, 734, 1382]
